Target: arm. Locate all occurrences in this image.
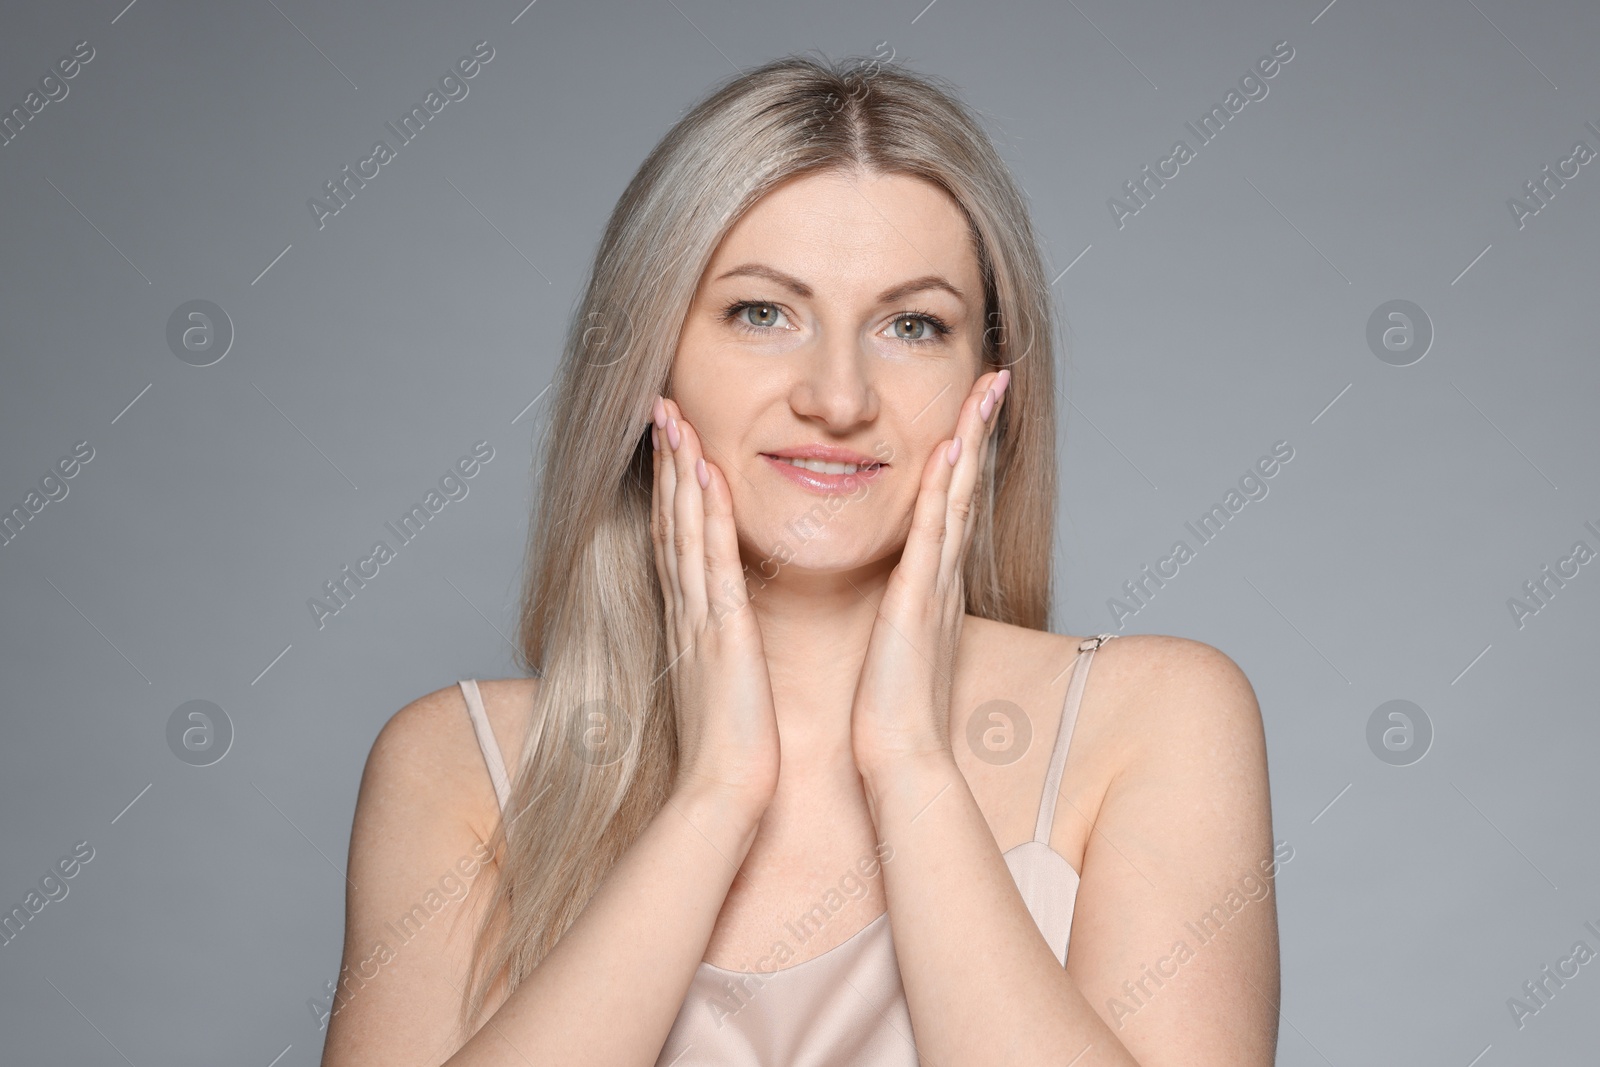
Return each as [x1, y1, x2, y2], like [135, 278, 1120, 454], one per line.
[861, 636, 1280, 1066]
[325, 395, 781, 1063]
[319, 683, 767, 1067]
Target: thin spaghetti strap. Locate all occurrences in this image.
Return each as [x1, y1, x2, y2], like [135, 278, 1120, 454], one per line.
[458, 679, 512, 814]
[1033, 634, 1118, 844]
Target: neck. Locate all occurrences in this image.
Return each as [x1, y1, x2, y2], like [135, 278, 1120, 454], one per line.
[743, 557, 893, 771]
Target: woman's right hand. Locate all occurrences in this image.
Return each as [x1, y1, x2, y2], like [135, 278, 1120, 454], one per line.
[651, 394, 782, 813]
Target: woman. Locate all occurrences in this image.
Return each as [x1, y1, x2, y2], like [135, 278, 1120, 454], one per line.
[321, 54, 1280, 1066]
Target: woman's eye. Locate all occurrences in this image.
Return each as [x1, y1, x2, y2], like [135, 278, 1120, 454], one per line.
[719, 300, 952, 346]
[720, 301, 792, 334]
[739, 303, 783, 329]
[889, 315, 929, 341]
[882, 312, 952, 345]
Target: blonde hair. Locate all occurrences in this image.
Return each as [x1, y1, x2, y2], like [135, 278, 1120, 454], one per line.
[459, 50, 1062, 1030]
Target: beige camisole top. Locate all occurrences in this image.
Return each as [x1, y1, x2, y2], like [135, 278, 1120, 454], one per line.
[457, 633, 1118, 1065]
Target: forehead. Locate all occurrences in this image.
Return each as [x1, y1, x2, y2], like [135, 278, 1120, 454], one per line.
[703, 169, 981, 302]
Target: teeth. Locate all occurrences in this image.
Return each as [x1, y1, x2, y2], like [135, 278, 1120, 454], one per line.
[774, 456, 876, 475]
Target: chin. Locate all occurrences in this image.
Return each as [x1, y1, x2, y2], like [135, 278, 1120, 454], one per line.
[737, 518, 890, 578]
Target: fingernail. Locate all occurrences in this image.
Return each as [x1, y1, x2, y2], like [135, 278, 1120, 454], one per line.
[946, 437, 962, 466]
[651, 425, 659, 451]
[696, 458, 709, 488]
[653, 395, 667, 429]
[979, 388, 995, 422]
[995, 368, 1011, 398]
[666, 417, 681, 451]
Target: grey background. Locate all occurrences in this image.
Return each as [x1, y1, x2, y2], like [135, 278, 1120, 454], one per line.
[2, 0, 1596, 1062]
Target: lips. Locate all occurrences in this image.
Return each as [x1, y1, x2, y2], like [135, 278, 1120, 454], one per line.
[761, 445, 886, 467]
[761, 453, 886, 496]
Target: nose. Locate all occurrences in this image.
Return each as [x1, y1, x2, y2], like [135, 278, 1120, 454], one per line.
[787, 333, 880, 431]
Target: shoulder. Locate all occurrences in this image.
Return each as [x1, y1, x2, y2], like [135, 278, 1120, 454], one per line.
[1092, 632, 1261, 739]
[363, 676, 542, 843]
[1082, 633, 1271, 853]
[1052, 636, 1279, 1058]
[968, 619, 1254, 710]
[326, 679, 540, 1054]
[966, 622, 1263, 783]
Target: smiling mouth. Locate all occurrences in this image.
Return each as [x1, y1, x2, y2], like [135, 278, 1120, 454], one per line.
[759, 453, 887, 495]
[761, 454, 885, 475]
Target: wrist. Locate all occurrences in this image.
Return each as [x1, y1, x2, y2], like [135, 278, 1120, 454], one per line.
[665, 780, 769, 853]
[859, 748, 960, 813]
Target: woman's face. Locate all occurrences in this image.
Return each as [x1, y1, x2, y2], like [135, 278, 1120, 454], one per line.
[671, 167, 988, 575]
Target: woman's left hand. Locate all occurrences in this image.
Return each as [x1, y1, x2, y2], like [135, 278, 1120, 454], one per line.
[850, 366, 1011, 781]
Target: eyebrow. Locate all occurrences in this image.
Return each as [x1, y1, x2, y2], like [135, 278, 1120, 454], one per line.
[713, 263, 966, 306]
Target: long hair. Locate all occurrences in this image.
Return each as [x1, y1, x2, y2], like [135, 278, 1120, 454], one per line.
[458, 50, 1061, 1030]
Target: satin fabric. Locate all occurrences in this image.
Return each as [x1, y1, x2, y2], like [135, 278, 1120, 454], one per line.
[457, 633, 1117, 1066]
